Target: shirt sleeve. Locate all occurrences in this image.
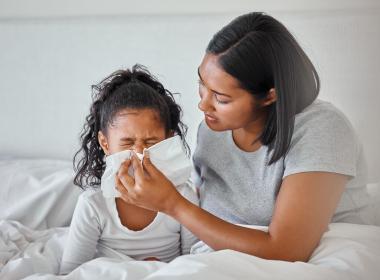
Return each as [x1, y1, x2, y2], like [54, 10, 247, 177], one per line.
[59, 192, 102, 275]
[177, 181, 200, 255]
[283, 106, 360, 179]
[191, 121, 205, 192]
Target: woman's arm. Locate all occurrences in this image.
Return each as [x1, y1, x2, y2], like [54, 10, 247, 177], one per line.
[116, 153, 346, 262]
[173, 172, 346, 261]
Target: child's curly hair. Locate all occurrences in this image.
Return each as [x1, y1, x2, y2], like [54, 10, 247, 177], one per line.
[73, 64, 189, 189]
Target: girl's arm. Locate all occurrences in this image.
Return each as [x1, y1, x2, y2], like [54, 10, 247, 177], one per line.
[60, 194, 101, 274]
[116, 154, 346, 262]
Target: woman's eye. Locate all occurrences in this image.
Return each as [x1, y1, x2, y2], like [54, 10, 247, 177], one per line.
[198, 80, 229, 104]
[214, 93, 229, 104]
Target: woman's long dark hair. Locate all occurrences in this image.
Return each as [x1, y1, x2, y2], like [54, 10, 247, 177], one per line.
[207, 12, 320, 164]
[73, 64, 189, 189]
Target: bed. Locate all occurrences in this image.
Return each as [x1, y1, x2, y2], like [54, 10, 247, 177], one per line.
[1, 3, 380, 279]
[0, 157, 379, 280]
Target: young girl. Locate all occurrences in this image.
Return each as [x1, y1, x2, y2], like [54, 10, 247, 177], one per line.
[59, 65, 198, 274]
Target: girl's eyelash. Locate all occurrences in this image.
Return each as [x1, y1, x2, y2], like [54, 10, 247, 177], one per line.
[121, 143, 133, 147]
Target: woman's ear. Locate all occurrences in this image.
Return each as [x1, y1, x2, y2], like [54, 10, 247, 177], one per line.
[98, 131, 110, 155]
[262, 88, 277, 106]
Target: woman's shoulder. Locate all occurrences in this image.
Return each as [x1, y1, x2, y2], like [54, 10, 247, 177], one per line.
[284, 99, 362, 178]
[292, 99, 359, 146]
[295, 99, 355, 131]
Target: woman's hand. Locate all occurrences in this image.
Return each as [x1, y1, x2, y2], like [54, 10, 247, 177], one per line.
[115, 151, 183, 214]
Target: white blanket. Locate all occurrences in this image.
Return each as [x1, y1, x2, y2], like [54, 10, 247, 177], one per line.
[1, 220, 380, 280]
[0, 158, 81, 230]
[1, 158, 379, 279]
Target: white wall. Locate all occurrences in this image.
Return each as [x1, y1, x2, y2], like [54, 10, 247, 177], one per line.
[0, 1, 379, 182]
[1, 0, 379, 18]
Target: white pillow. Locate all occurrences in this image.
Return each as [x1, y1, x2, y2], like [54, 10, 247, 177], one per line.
[0, 157, 81, 230]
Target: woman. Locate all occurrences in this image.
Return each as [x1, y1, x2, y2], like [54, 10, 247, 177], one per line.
[115, 12, 369, 262]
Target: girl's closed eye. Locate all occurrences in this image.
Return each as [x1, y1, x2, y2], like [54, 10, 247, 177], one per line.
[120, 141, 134, 148]
[121, 144, 133, 148]
[145, 141, 158, 147]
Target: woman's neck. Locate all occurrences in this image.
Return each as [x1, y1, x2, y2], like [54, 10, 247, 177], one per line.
[232, 110, 267, 152]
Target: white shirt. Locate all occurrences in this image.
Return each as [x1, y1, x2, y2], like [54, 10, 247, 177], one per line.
[60, 182, 199, 275]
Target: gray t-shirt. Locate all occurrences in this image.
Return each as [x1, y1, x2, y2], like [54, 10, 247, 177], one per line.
[192, 99, 370, 226]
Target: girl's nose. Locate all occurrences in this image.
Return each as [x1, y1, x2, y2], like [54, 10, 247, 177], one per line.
[132, 143, 145, 154]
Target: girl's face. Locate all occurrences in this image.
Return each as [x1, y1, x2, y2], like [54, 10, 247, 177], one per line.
[98, 108, 168, 155]
[197, 53, 270, 132]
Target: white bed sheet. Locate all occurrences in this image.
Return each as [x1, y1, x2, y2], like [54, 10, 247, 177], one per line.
[0, 158, 81, 230]
[0, 158, 379, 280]
[0, 220, 379, 280]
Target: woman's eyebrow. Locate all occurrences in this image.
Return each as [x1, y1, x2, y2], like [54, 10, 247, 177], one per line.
[197, 67, 232, 98]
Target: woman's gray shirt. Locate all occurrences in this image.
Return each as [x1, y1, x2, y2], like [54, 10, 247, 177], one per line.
[192, 99, 370, 226]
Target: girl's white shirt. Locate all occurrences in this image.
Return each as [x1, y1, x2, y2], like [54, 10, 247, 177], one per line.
[60, 136, 198, 275]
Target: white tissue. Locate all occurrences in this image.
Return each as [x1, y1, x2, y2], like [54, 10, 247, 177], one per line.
[100, 135, 191, 198]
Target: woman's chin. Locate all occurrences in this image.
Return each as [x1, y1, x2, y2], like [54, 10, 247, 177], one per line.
[205, 118, 226, 131]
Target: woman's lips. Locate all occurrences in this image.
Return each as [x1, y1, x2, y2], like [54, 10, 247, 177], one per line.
[205, 113, 218, 122]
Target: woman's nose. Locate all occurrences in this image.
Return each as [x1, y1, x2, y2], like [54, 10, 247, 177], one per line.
[198, 92, 213, 112]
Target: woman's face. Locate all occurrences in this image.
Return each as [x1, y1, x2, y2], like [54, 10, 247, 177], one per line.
[98, 108, 168, 155]
[197, 53, 267, 132]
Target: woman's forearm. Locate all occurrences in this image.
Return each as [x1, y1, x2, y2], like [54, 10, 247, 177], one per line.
[165, 195, 299, 261]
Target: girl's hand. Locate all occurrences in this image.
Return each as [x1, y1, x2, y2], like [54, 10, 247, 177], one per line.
[115, 151, 182, 214]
